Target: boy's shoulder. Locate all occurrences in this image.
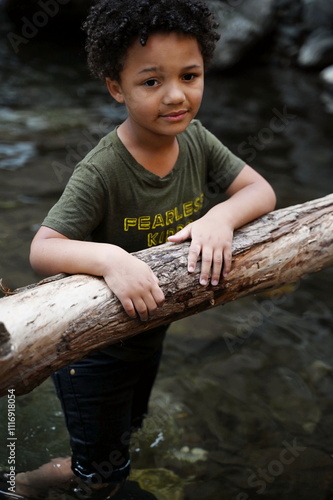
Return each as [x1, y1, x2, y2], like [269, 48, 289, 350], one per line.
[181, 119, 220, 150]
[76, 127, 128, 181]
[184, 118, 204, 136]
[183, 119, 217, 141]
[83, 127, 119, 165]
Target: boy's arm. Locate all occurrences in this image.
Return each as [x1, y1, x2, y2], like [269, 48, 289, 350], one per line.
[30, 228, 164, 321]
[168, 165, 276, 286]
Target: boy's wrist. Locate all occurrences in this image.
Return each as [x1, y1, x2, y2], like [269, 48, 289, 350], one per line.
[96, 244, 129, 277]
[205, 203, 236, 230]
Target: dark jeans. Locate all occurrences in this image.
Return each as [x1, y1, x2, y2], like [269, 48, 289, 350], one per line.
[52, 345, 163, 486]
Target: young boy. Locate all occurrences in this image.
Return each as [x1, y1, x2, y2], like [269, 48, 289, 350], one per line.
[16, 0, 276, 498]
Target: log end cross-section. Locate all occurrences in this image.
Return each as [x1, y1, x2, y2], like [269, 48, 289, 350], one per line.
[0, 321, 12, 359]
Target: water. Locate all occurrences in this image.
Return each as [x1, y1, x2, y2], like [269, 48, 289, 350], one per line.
[0, 14, 333, 500]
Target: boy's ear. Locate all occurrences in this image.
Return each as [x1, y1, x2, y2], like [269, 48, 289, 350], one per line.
[106, 77, 125, 103]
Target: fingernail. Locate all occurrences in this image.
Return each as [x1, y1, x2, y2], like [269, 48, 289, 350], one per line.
[211, 279, 218, 286]
[200, 278, 207, 286]
[188, 265, 195, 272]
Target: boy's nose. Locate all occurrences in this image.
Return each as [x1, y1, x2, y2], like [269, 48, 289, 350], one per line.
[163, 83, 185, 105]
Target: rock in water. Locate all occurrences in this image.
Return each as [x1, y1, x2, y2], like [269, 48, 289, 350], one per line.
[130, 468, 186, 500]
[210, 0, 276, 70]
[298, 28, 333, 68]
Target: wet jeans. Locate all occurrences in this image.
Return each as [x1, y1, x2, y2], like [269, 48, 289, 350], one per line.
[52, 346, 163, 486]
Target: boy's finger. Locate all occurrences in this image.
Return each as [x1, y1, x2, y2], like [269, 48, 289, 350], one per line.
[142, 293, 160, 316]
[168, 225, 191, 242]
[222, 247, 232, 277]
[187, 243, 201, 273]
[199, 248, 213, 286]
[121, 297, 137, 319]
[134, 298, 149, 322]
[152, 286, 165, 307]
[211, 250, 223, 286]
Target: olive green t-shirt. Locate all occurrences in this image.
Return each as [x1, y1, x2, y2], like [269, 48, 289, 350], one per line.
[43, 119, 245, 359]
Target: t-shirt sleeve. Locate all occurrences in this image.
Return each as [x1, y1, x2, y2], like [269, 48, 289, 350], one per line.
[42, 161, 107, 240]
[197, 121, 246, 192]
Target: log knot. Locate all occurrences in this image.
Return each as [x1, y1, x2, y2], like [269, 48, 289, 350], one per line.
[0, 322, 12, 358]
[176, 292, 193, 303]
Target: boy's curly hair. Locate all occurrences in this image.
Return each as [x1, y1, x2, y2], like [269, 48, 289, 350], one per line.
[83, 0, 220, 81]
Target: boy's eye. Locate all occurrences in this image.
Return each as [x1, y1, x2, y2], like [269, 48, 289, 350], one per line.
[183, 73, 197, 81]
[144, 79, 159, 87]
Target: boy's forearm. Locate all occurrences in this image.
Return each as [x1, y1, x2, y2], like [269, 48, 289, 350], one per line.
[30, 231, 165, 321]
[210, 179, 276, 230]
[30, 237, 123, 278]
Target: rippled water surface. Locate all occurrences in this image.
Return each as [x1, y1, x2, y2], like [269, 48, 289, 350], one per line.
[0, 14, 333, 500]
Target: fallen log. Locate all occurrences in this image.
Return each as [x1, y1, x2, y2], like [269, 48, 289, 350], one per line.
[0, 194, 332, 397]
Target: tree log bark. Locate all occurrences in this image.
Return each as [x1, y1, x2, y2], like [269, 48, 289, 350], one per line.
[0, 194, 332, 397]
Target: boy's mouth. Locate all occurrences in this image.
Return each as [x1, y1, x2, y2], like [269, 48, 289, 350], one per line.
[161, 110, 188, 121]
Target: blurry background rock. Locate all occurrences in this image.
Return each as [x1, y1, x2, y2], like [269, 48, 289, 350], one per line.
[3, 0, 92, 40]
[3, 0, 333, 71]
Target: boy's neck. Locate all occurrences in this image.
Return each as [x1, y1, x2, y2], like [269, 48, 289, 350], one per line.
[118, 118, 177, 150]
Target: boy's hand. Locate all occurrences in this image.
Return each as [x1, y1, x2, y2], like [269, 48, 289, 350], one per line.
[167, 166, 277, 286]
[168, 214, 233, 286]
[102, 248, 165, 321]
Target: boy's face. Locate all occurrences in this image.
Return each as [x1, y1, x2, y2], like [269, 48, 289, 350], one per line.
[106, 32, 204, 142]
